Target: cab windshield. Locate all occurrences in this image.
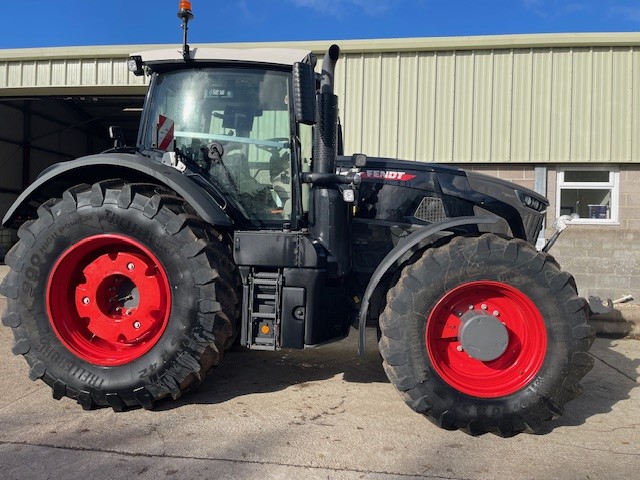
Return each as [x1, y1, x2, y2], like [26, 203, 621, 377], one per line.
[144, 67, 293, 223]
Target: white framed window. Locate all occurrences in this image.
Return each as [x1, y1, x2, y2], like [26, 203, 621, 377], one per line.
[556, 166, 619, 224]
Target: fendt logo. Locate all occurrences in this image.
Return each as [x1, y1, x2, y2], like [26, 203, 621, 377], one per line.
[360, 170, 416, 181]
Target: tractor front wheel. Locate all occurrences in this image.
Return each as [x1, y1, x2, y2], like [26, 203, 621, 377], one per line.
[378, 234, 594, 436]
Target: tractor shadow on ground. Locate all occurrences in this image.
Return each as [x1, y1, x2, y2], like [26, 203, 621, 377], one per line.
[158, 333, 640, 439]
[154, 327, 389, 410]
[537, 336, 640, 434]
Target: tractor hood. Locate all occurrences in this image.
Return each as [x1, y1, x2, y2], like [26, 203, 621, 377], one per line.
[338, 156, 548, 243]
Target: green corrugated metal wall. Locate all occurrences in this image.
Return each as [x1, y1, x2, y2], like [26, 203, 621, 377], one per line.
[335, 45, 640, 163]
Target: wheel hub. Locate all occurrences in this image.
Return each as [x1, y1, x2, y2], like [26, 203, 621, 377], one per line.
[47, 234, 171, 366]
[458, 310, 509, 361]
[425, 280, 547, 398]
[75, 251, 159, 344]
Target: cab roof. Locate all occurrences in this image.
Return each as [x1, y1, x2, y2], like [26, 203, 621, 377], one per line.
[132, 47, 312, 67]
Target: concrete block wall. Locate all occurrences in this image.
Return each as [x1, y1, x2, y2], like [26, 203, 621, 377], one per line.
[549, 228, 640, 303]
[619, 166, 640, 229]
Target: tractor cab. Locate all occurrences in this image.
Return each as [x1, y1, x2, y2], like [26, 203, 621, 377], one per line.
[129, 46, 317, 228]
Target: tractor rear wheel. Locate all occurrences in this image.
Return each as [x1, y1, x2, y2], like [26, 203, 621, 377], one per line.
[0, 180, 240, 410]
[378, 234, 594, 436]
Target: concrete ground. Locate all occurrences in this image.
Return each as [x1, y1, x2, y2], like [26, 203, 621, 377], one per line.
[0, 281, 639, 478]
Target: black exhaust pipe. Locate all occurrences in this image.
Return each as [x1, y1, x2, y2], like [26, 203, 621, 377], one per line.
[320, 44, 340, 95]
[314, 44, 340, 174]
[309, 45, 350, 277]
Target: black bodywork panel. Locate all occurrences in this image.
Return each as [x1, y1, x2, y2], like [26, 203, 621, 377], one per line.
[342, 156, 547, 243]
[233, 231, 322, 268]
[340, 156, 547, 282]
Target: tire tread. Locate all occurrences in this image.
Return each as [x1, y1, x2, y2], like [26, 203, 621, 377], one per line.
[0, 179, 241, 411]
[378, 233, 595, 436]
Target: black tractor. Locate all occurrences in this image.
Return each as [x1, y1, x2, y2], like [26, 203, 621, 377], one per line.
[0, 2, 593, 436]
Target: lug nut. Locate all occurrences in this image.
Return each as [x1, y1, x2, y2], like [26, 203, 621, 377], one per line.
[127, 262, 135, 271]
[133, 321, 141, 329]
[82, 297, 90, 305]
[456, 345, 464, 352]
[481, 304, 488, 310]
[493, 310, 500, 316]
[468, 305, 474, 310]
[126, 309, 132, 316]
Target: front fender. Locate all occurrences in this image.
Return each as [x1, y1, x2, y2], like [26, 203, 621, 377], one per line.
[357, 215, 500, 355]
[3, 153, 232, 229]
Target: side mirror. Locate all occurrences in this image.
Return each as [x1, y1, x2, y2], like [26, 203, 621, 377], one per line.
[292, 62, 316, 125]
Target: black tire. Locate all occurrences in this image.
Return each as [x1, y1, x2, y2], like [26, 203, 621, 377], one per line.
[378, 234, 595, 436]
[0, 180, 240, 410]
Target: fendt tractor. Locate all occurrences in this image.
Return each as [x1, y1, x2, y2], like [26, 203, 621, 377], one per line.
[1, 2, 594, 436]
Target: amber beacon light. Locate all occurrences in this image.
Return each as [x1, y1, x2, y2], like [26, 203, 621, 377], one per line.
[177, 1, 195, 61]
[177, 0, 194, 20]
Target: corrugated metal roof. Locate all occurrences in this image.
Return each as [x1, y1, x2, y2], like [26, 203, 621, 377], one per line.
[2, 33, 640, 163]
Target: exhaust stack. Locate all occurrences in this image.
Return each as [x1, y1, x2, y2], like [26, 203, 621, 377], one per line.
[314, 44, 340, 175]
[320, 44, 341, 95]
[309, 45, 350, 277]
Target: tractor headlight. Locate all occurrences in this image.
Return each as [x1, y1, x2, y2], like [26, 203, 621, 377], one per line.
[516, 191, 546, 213]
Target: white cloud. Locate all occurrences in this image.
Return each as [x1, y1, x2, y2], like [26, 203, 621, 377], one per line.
[289, 0, 347, 17]
[352, 0, 398, 15]
[288, 0, 399, 18]
[522, 0, 591, 20]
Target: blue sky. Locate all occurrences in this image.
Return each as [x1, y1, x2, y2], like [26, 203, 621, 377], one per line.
[1, 0, 639, 49]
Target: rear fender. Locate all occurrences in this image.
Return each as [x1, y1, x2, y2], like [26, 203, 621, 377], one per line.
[3, 153, 232, 228]
[357, 215, 500, 355]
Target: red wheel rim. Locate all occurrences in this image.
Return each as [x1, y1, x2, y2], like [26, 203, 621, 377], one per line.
[47, 234, 171, 367]
[425, 281, 547, 398]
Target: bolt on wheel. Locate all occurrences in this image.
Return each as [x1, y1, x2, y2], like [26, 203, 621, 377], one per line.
[47, 234, 171, 366]
[426, 281, 547, 398]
